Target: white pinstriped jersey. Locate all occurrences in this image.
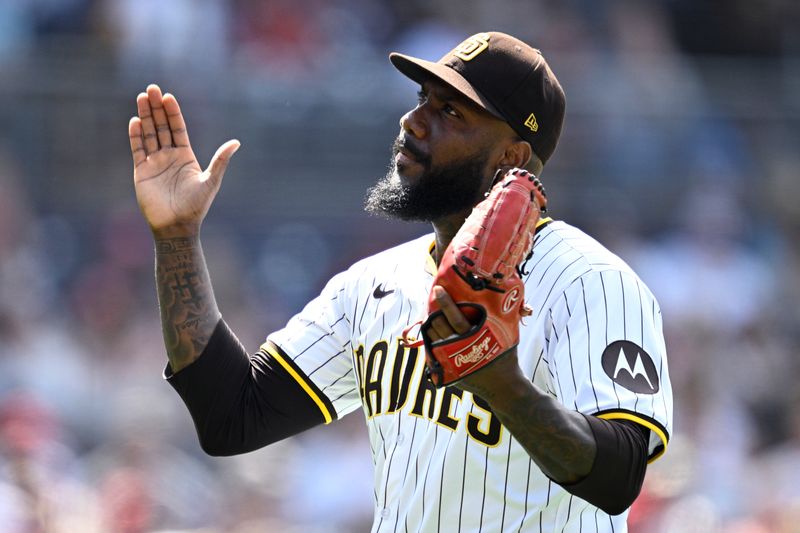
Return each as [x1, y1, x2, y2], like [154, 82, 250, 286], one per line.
[264, 219, 673, 532]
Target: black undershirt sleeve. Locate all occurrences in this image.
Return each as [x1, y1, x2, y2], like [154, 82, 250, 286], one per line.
[171, 319, 650, 510]
[165, 318, 327, 456]
[559, 415, 650, 515]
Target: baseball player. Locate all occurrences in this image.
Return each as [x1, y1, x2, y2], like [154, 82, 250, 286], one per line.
[129, 31, 672, 532]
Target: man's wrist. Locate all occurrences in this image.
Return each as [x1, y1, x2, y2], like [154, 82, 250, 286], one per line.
[152, 223, 201, 241]
[459, 349, 535, 413]
[477, 369, 536, 415]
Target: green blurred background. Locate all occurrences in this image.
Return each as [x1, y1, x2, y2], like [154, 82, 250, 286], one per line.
[0, 0, 799, 531]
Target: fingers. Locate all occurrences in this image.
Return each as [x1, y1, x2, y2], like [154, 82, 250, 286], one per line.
[433, 287, 471, 334]
[427, 315, 454, 341]
[136, 92, 159, 154]
[135, 84, 190, 155]
[147, 84, 173, 149]
[427, 286, 472, 341]
[129, 117, 146, 167]
[162, 92, 190, 148]
[204, 139, 241, 186]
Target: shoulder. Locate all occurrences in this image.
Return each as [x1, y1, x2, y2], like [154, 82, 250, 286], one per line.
[346, 233, 434, 274]
[528, 221, 653, 304]
[328, 232, 433, 294]
[532, 221, 636, 275]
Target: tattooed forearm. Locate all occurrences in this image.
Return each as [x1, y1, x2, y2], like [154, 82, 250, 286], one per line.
[459, 352, 596, 483]
[154, 234, 221, 372]
[498, 392, 594, 483]
[476, 378, 595, 484]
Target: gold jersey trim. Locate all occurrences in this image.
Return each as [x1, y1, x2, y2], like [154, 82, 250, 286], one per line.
[261, 342, 334, 424]
[596, 411, 669, 463]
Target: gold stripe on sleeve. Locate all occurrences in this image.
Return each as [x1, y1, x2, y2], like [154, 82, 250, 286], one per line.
[597, 411, 669, 463]
[260, 342, 334, 424]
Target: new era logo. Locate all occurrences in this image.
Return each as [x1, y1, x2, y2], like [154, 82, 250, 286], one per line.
[524, 113, 539, 132]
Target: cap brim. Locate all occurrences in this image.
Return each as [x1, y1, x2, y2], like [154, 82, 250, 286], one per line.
[389, 52, 504, 120]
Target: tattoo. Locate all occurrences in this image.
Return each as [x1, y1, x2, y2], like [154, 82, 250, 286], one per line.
[481, 387, 596, 483]
[155, 235, 221, 371]
[170, 271, 200, 303]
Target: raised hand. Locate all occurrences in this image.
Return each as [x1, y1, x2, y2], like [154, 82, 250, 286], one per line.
[129, 84, 240, 237]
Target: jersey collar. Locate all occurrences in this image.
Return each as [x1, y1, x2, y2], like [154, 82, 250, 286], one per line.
[425, 241, 437, 276]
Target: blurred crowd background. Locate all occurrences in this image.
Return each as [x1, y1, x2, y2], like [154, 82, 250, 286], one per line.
[0, 0, 799, 531]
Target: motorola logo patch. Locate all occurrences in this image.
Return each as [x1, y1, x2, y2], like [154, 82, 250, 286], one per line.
[601, 341, 659, 394]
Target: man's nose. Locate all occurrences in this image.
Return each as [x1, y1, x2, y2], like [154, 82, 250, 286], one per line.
[399, 106, 427, 139]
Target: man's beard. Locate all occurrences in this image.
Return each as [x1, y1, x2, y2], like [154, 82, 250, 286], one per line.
[364, 139, 490, 222]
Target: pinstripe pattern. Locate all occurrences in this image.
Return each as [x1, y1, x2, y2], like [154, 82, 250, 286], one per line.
[266, 221, 672, 532]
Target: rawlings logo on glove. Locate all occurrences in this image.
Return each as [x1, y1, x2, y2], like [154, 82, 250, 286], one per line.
[455, 334, 495, 367]
[402, 168, 547, 388]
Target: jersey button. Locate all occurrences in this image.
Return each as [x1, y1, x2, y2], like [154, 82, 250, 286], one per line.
[381, 508, 391, 519]
[396, 434, 405, 445]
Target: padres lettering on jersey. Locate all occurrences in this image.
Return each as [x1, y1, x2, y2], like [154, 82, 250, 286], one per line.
[265, 220, 673, 532]
[353, 340, 502, 446]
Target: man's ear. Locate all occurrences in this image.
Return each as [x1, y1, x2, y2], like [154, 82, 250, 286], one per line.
[497, 139, 533, 171]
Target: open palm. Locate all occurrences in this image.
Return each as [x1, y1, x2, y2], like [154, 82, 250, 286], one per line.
[129, 85, 239, 235]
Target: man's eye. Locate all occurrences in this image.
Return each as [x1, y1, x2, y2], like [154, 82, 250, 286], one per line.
[417, 91, 427, 105]
[442, 104, 459, 118]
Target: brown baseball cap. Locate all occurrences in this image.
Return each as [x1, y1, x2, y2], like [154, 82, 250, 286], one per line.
[390, 31, 566, 164]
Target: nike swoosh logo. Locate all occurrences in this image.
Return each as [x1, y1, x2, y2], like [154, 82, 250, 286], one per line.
[373, 284, 395, 299]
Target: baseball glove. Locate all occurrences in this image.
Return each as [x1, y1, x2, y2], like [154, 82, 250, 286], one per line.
[411, 168, 547, 388]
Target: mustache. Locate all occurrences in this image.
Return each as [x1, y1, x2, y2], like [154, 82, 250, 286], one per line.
[393, 136, 429, 161]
